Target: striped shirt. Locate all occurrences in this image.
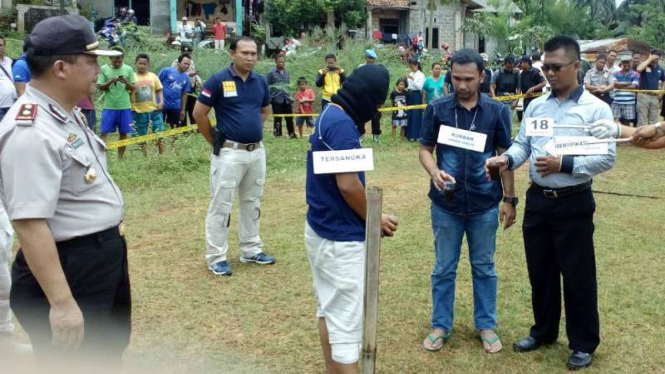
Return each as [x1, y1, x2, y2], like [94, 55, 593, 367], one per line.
[611, 70, 639, 105]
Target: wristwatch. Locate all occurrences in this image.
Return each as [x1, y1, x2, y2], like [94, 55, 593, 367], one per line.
[503, 196, 519, 207]
[655, 122, 664, 136]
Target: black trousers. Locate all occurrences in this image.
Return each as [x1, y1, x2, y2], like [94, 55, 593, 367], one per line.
[10, 226, 131, 364]
[522, 186, 600, 353]
[517, 98, 535, 122]
[271, 101, 294, 137]
[179, 93, 197, 126]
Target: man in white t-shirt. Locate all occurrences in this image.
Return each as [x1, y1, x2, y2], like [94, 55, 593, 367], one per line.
[178, 17, 193, 43]
[0, 36, 17, 121]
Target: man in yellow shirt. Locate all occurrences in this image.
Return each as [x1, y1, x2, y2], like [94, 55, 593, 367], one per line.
[131, 53, 165, 156]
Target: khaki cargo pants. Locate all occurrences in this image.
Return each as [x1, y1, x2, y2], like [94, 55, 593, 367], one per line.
[636, 93, 660, 126]
[205, 144, 266, 266]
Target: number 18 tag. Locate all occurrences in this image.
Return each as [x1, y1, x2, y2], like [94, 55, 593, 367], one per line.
[525, 117, 554, 137]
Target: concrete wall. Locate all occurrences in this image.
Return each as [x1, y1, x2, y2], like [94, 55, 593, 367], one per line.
[150, 0, 170, 34]
[409, 1, 464, 51]
[0, 0, 11, 10]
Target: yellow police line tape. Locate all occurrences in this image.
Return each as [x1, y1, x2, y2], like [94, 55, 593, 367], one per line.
[107, 125, 197, 149]
[616, 89, 665, 94]
[270, 94, 542, 118]
[107, 92, 544, 149]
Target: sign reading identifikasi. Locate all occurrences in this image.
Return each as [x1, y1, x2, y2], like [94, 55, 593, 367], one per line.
[313, 148, 374, 174]
[550, 136, 609, 155]
[437, 125, 487, 153]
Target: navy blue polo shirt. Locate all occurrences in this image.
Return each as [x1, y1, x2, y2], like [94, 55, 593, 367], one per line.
[198, 64, 270, 143]
[420, 93, 512, 214]
[639, 65, 665, 90]
[306, 104, 365, 242]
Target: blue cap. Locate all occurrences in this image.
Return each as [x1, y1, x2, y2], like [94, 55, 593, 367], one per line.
[365, 49, 378, 60]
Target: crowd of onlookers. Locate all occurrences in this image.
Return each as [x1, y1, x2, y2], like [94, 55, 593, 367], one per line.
[0, 25, 661, 160]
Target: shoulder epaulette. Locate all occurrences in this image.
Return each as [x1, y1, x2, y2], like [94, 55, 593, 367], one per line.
[15, 103, 37, 126]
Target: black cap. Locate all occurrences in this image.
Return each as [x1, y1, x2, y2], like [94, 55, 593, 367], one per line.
[28, 15, 121, 57]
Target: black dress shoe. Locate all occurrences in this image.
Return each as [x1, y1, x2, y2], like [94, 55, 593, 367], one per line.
[513, 336, 542, 352]
[567, 351, 593, 370]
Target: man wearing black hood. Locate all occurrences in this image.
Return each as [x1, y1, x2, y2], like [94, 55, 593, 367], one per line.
[305, 64, 398, 374]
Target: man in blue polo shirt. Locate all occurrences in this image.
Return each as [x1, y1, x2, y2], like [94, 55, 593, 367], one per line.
[305, 64, 398, 374]
[419, 49, 516, 354]
[635, 49, 665, 127]
[193, 36, 275, 276]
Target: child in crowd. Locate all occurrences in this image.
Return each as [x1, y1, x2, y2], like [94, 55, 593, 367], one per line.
[294, 77, 315, 137]
[131, 53, 165, 156]
[390, 78, 408, 141]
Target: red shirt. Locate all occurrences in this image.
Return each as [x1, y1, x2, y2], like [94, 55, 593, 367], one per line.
[77, 96, 95, 110]
[213, 23, 227, 40]
[294, 88, 314, 114]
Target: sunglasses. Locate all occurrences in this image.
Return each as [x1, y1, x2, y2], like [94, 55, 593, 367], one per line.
[542, 61, 577, 73]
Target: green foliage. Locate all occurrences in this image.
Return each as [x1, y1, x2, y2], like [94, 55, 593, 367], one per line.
[265, 0, 366, 36]
[622, 0, 665, 49]
[0, 7, 17, 32]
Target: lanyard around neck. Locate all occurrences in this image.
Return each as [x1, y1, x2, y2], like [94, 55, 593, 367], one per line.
[454, 105, 479, 132]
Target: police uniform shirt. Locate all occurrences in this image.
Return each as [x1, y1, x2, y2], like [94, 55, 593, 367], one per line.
[197, 64, 270, 144]
[0, 85, 124, 242]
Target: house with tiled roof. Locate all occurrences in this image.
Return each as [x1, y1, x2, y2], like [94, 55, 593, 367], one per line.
[365, 0, 520, 57]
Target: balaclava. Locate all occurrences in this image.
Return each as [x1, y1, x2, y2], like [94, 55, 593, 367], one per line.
[331, 64, 390, 124]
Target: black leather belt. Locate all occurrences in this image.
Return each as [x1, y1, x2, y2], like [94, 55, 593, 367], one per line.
[222, 141, 262, 151]
[57, 226, 121, 248]
[530, 181, 592, 199]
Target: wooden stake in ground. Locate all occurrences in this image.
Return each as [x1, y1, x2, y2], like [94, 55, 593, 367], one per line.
[361, 186, 383, 374]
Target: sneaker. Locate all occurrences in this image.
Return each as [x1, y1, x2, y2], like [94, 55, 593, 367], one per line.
[240, 252, 276, 265]
[208, 261, 232, 275]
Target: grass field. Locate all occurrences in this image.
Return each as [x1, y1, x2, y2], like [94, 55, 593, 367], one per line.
[73, 118, 664, 374]
[3, 36, 665, 374]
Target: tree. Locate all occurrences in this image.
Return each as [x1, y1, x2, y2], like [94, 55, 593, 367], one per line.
[265, 0, 366, 36]
[460, 0, 521, 54]
[571, 0, 616, 25]
[620, 0, 665, 49]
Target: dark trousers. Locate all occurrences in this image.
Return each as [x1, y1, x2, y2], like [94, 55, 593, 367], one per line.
[517, 98, 535, 122]
[271, 101, 294, 137]
[10, 226, 131, 364]
[522, 186, 600, 353]
[179, 93, 197, 126]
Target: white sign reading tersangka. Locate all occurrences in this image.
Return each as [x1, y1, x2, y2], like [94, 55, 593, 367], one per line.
[551, 136, 609, 155]
[437, 126, 487, 153]
[313, 148, 374, 174]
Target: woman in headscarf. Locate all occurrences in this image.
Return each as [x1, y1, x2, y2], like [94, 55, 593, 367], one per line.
[406, 58, 426, 141]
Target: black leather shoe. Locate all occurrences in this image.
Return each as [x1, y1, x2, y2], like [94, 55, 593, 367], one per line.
[513, 336, 543, 352]
[567, 351, 592, 370]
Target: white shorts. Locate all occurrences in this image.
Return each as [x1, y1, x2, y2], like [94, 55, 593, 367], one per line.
[305, 221, 365, 347]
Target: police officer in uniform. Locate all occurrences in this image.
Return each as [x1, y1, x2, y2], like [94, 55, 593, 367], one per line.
[193, 36, 276, 276]
[0, 15, 130, 365]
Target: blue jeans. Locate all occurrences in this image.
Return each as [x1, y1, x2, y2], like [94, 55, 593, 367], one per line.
[430, 203, 499, 332]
